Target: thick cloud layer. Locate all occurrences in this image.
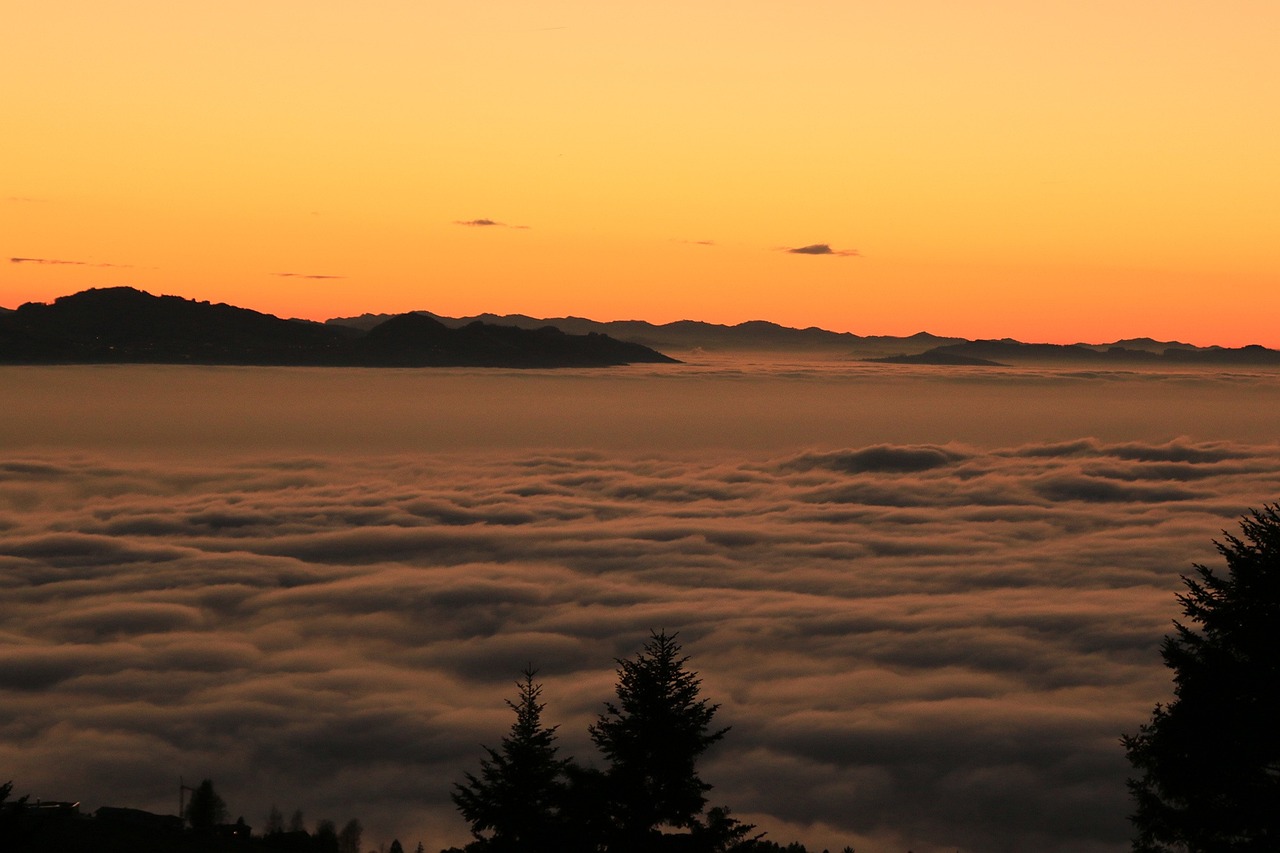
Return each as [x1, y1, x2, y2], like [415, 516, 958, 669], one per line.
[3, 364, 1280, 852]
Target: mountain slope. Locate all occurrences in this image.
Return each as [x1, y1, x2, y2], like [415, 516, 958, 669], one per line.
[886, 339, 1280, 366]
[0, 287, 352, 364]
[0, 289, 677, 367]
[351, 312, 677, 367]
[327, 310, 970, 356]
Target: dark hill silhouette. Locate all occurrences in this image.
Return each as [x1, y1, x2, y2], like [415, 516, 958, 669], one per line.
[327, 310, 969, 357]
[923, 340, 1141, 363]
[873, 351, 1005, 366]
[8, 289, 1277, 366]
[0, 289, 676, 367]
[889, 339, 1280, 366]
[353, 312, 677, 367]
[1080, 336, 1197, 354]
[0, 288, 353, 364]
[1159, 344, 1280, 365]
[331, 310, 1280, 365]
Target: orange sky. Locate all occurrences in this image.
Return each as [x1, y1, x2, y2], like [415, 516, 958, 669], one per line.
[4, 1, 1278, 346]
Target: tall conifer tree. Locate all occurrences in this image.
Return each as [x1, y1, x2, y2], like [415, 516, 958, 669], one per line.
[1124, 506, 1280, 851]
[590, 631, 728, 848]
[452, 668, 568, 852]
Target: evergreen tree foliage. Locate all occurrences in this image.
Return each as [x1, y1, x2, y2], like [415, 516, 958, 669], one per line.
[337, 818, 363, 853]
[266, 804, 284, 835]
[388, 840, 405, 853]
[184, 779, 227, 831]
[558, 765, 613, 852]
[589, 630, 728, 845]
[315, 819, 339, 853]
[0, 780, 24, 811]
[690, 806, 760, 852]
[1123, 505, 1280, 851]
[452, 667, 569, 852]
[0, 780, 29, 840]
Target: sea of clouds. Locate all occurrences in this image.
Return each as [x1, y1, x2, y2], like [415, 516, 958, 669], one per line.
[3, 362, 1280, 852]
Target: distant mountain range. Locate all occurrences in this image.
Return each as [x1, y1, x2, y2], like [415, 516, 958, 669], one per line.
[3, 288, 1278, 367]
[329, 309, 1280, 366]
[0, 288, 677, 367]
[326, 310, 969, 356]
[879, 338, 1280, 366]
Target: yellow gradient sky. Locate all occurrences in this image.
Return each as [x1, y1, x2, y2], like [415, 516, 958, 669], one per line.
[4, 1, 1278, 345]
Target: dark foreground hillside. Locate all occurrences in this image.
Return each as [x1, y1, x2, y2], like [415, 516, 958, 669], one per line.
[4, 810, 246, 853]
[0, 288, 677, 367]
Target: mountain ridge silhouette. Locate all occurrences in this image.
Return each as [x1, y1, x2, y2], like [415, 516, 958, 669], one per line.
[4, 288, 1278, 366]
[326, 308, 1280, 364]
[0, 288, 678, 367]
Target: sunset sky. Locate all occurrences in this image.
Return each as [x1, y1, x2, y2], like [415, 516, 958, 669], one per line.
[5, 1, 1278, 345]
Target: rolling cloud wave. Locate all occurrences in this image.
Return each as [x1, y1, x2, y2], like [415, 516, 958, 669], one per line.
[4, 438, 1279, 851]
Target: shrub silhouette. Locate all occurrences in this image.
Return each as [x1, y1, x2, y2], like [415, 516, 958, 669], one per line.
[1123, 505, 1280, 851]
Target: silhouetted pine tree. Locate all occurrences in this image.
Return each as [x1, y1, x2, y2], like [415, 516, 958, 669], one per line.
[337, 818, 362, 853]
[1123, 505, 1280, 851]
[0, 781, 29, 842]
[315, 819, 339, 853]
[452, 667, 569, 852]
[690, 806, 760, 852]
[184, 779, 227, 831]
[266, 804, 284, 835]
[589, 631, 728, 849]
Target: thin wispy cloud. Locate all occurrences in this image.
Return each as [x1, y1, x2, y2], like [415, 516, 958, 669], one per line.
[10, 256, 132, 268]
[271, 272, 347, 280]
[784, 243, 860, 257]
[454, 218, 530, 229]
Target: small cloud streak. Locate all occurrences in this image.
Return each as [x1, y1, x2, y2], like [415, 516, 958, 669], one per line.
[785, 243, 860, 257]
[454, 218, 530, 229]
[10, 257, 132, 268]
[271, 273, 347, 280]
